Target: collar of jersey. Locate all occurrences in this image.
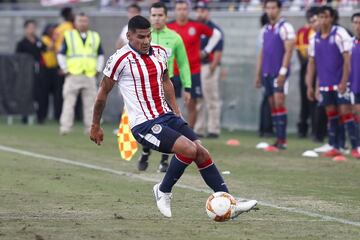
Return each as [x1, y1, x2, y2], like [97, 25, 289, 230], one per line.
[151, 26, 169, 34]
[128, 43, 153, 56]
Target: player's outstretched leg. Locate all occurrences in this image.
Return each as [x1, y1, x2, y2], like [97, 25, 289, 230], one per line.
[153, 136, 257, 218]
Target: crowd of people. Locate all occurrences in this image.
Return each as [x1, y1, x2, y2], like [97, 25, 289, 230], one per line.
[256, 1, 360, 161]
[13, 0, 360, 163]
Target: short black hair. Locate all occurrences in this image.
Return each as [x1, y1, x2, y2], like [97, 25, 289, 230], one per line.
[77, 12, 87, 17]
[260, 13, 269, 27]
[306, 6, 319, 22]
[175, 0, 189, 6]
[24, 19, 36, 28]
[127, 3, 141, 12]
[150, 2, 168, 16]
[264, 0, 282, 8]
[128, 15, 151, 32]
[318, 6, 336, 18]
[60, 7, 73, 21]
[351, 12, 360, 22]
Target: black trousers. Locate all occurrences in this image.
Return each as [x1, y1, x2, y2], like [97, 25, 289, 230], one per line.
[258, 92, 273, 137]
[298, 62, 327, 140]
[36, 67, 63, 123]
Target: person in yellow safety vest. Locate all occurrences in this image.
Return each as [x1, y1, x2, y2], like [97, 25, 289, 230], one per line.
[57, 12, 104, 135]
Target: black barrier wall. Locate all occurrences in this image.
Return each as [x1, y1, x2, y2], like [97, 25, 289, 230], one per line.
[0, 54, 35, 116]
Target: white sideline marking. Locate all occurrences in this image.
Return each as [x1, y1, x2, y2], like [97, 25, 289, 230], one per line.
[0, 144, 359, 227]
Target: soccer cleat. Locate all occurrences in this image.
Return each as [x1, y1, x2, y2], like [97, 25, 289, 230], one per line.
[314, 143, 333, 153]
[275, 141, 287, 150]
[137, 151, 150, 171]
[153, 183, 172, 218]
[322, 148, 342, 158]
[158, 160, 169, 173]
[351, 149, 360, 159]
[231, 199, 258, 219]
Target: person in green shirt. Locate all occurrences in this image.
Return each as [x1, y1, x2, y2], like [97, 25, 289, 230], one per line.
[137, 1, 192, 173]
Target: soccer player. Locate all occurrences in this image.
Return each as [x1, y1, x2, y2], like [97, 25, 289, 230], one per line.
[167, 0, 222, 129]
[90, 16, 257, 218]
[255, 0, 295, 151]
[306, 6, 360, 159]
[137, 2, 192, 173]
[350, 13, 360, 132]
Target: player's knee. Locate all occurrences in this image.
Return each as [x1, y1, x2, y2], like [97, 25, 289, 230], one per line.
[181, 141, 197, 159]
[194, 144, 211, 164]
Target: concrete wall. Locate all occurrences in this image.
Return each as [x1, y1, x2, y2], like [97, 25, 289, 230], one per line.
[0, 10, 355, 130]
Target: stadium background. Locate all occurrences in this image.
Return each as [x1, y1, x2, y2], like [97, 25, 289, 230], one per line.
[0, 2, 355, 131]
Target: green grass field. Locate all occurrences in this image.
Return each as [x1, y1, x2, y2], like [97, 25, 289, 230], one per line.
[0, 121, 359, 240]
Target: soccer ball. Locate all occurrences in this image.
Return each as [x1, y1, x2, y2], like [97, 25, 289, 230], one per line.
[205, 192, 237, 222]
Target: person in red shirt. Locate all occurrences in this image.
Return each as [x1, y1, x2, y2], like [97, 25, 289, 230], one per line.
[167, 0, 221, 129]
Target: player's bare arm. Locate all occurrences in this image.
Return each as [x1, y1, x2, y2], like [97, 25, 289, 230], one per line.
[278, 39, 295, 87]
[306, 56, 316, 101]
[90, 76, 116, 145]
[255, 48, 263, 88]
[338, 51, 350, 94]
[163, 71, 181, 116]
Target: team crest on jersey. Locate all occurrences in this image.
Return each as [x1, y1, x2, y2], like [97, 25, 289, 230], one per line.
[151, 124, 162, 134]
[188, 27, 196, 36]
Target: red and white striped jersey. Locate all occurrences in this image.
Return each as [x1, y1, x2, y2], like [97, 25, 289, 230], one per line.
[103, 44, 171, 128]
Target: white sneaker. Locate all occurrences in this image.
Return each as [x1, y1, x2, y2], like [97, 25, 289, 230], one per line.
[231, 199, 258, 219]
[314, 144, 333, 153]
[153, 183, 172, 218]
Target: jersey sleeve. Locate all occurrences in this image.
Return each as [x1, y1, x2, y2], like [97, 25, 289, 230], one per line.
[199, 22, 213, 37]
[335, 27, 352, 53]
[103, 51, 127, 81]
[280, 22, 296, 41]
[174, 35, 191, 89]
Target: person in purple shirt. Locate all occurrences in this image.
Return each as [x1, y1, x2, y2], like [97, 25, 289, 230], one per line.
[350, 13, 360, 112]
[306, 6, 360, 159]
[255, 0, 295, 151]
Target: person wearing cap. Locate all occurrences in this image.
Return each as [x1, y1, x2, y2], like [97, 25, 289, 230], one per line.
[194, 1, 224, 138]
[167, 0, 222, 130]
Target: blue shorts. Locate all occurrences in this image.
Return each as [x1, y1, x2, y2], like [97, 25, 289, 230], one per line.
[352, 93, 360, 104]
[172, 74, 202, 99]
[262, 75, 287, 97]
[319, 90, 351, 106]
[131, 112, 198, 153]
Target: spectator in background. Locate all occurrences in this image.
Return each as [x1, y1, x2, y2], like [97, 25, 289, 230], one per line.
[53, 7, 75, 119]
[57, 13, 104, 135]
[54, 7, 74, 54]
[349, 13, 360, 134]
[296, 7, 319, 138]
[15, 19, 46, 124]
[257, 12, 274, 137]
[194, 1, 224, 138]
[255, 0, 295, 151]
[306, 6, 360, 158]
[40, 23, 63, 122]
[116, 3, 141, 49]
[167, 0, 222, 129]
